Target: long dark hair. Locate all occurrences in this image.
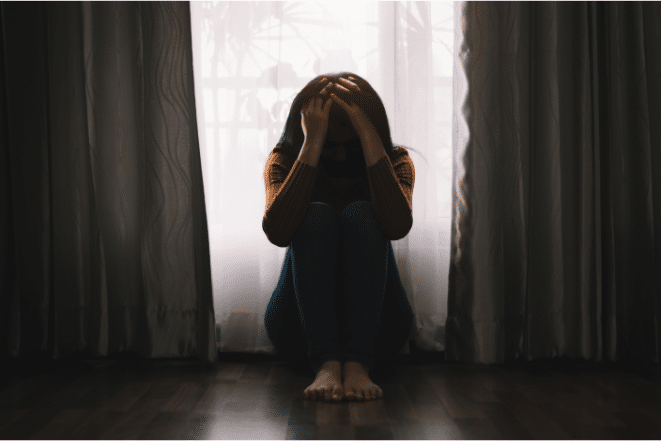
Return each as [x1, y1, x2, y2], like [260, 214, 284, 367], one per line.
[276, 71, 426, 163]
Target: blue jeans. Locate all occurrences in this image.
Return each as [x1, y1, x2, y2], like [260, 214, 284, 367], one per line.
[264, 201, 414, 373]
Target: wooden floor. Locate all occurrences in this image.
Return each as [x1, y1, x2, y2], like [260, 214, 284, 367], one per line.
[1, 352, 661, 440]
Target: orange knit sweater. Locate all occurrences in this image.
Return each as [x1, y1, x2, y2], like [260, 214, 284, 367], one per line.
[262, 144, 415, 247]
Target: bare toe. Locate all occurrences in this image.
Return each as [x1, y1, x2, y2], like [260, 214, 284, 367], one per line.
[304, 360, 343, 402]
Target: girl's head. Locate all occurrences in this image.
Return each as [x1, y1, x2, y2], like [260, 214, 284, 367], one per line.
[277, 72, 396, 159]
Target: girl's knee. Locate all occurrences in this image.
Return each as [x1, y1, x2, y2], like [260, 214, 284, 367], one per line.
[306, 202, 338, 220]
[303, 202, 338, 222]
[340, 200, 373, 218]
[340, 201, 383, 235]
[294, 202, 340, 240]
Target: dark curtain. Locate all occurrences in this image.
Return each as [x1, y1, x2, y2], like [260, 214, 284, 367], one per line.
[0, 2, 217, 363]
[446, 1, 661, 364]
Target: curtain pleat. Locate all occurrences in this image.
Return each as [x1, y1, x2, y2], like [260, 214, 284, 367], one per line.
[0, 1, 217, 363]
[447, 1, 661, 365]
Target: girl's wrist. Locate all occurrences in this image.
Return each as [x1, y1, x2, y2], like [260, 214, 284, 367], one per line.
[358, 126, 379, 144]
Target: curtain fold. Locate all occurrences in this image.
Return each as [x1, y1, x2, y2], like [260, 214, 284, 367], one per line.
[447, 1, 661, 365]
[0, 1, 217, 363]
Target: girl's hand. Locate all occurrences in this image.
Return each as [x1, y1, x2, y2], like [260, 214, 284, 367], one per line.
[330, 77, 378, 140]
[301, 78, 334, 143]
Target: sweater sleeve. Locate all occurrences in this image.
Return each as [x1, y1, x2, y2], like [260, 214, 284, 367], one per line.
[365, 146, 415, 241]
[262, 145, 319, 247]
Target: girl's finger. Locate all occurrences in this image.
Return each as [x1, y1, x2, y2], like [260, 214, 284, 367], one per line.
[330, 93, 348, 110]
[320, 82, 334, 95]
[334, 83, 351, 93]
[331, 92, 349, 104]
[338, 77, 360, 91]
[323, 95, 333, 113]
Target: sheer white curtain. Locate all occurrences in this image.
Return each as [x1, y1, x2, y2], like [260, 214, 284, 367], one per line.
[190, 1, 462, 354]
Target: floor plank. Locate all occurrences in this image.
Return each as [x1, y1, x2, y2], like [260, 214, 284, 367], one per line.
[1, 355, 660, 440]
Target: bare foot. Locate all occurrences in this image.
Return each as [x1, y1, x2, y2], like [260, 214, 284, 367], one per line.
[304, 360, 344, 402]
[342, 361, 383, 401]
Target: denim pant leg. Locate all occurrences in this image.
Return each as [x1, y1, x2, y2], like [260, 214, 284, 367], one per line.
[264, 246, 308, 364]
[289, 202, 343, 372]
[339, 201, 390, 371]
